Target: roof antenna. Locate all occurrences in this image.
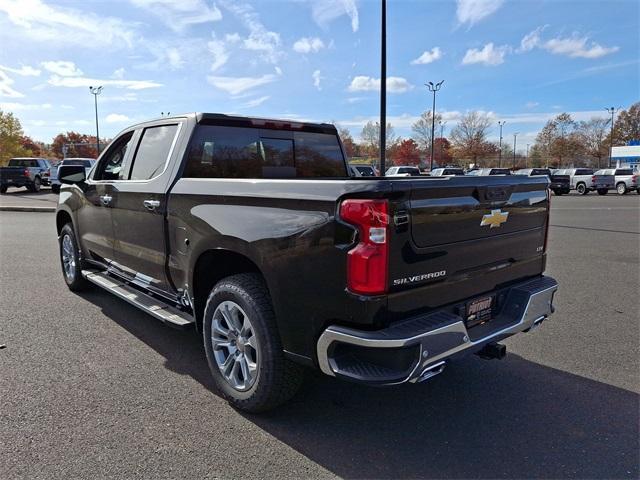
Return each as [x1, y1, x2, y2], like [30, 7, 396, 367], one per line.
[379, 0, 386, 176]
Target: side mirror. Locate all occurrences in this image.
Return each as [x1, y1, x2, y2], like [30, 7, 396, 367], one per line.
[58, 165, 86, 185]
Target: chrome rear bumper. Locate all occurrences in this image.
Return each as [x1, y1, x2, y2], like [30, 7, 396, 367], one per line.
[317, 276, 558, 385]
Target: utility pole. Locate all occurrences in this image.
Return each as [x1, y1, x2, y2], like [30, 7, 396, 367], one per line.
[497, 121, 506, 167]
[526, 144, 530, 168]
[426, 80, 444, 171]
[379, 0, 387, 176]
[439, 120, 446, 165]
[89, 86, 103, 153]
[605, 107, 618, 168]
[513, 133, 518, 170]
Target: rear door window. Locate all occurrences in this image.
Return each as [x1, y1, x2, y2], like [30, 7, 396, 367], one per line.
[575, 169, 593, 175]
[129, 124, 179, 180]
[615, 169, 633, 175]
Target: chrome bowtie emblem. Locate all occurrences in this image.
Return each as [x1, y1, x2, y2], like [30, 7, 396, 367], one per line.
[480, 209, 509, 228]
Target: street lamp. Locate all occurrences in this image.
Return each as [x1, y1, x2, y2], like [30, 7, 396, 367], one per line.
[379, 0, 387, 176]
[439, 120, 447, 165]
[497, 121, 506, 167]
[512, 133, 519, 170]
[526, 144, 530, 167]
[89, 86, 103, 154]
[605, 107, 619, 168]
[426, 80, 444, 171]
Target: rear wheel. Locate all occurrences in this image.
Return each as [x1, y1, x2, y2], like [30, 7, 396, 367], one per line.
[576, 183, 588, 195]
[51, 184, 60, 194]
[616, 183, 627, 195]
[59, 223, 89, 291]
[29, 177, 41, 193]
[597, 189, 608, 195]
[0, 186, 7, 194]
[202, 273, 304, 412]
[552, 189, 562, 196]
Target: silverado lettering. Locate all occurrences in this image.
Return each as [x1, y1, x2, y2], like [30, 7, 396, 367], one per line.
[55, 112, 558, 413]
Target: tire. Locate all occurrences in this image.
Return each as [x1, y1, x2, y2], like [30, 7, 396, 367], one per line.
[202, 273, 304, 413]
[597, 189, 608, 196]
[552, 189, 562, 196]
[0, 186, 7, 194]
[616, 183, 627, 195]
[59, 223, 90, 291]
[576, 183, 588, 195]
[51, 184, 60, 194]
[29, 176, 41, 193]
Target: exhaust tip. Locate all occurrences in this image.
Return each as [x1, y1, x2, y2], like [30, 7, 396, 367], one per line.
[417, 361, 446, 382]
[477, 342, 507, 360]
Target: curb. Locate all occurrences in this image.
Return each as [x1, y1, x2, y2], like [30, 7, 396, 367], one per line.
[0, 206, 56, 212]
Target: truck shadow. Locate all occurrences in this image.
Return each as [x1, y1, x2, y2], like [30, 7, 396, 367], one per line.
[80, 289, 639, 479]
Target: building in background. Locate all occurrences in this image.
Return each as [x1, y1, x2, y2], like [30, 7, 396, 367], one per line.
[612, 141, 640, 172]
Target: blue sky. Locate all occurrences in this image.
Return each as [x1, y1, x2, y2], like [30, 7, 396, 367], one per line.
[0, 0, 638, 151]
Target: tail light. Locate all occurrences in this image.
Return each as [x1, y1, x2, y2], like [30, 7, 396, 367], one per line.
[23, 169, 30, 177]
[591, 175, 597, 183]
[340, 199, 389, 295]
[632, 175, 637, 184]
[544, 189, 551, 252]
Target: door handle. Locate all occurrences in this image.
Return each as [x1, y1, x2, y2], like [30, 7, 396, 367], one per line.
[100, 195, 112, 206]
[143, 199, 160, 211]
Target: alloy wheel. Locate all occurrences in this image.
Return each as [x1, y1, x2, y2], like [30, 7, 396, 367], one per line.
[61, 234, 76, 281]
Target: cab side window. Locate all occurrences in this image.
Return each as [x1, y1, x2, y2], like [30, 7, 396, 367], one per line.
[94, 132, 134, 181]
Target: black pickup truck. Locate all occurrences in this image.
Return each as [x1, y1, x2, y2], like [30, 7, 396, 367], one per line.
[55, 113, 558, 412]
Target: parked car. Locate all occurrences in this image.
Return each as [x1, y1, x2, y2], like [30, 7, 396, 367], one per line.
[50, 158, 96, 194]
[466, 168, 512, 176]
[55, 113, 557, 412]
[594, 168, 639, 195]
[430, 167, 465, 176]
[385, 166, 421, 176]
[0, 157, 50, 193]
[514, 168, 570, 195]
[350, 164, 377, 177]
[555, 168, 615, 195]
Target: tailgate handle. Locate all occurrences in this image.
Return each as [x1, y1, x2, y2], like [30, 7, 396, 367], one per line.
[486, 187, 508, 201]
[394, 211, 409, 226]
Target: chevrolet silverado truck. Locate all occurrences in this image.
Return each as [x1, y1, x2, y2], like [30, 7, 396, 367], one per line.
[0, 157, 51, 193]
[514, 168, 570, 195]
[55, 113, 558, 412]
[594, 168, 639, 195]
[555, 168, 615, 195]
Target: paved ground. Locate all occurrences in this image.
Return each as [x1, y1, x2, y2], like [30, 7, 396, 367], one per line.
[0, 186, 57, 210]
[0, 195, 638, 479]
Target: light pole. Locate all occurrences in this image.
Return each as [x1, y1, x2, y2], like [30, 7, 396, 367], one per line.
[605, 107, 618, 168]
[438, 120, 446, 165]
[426, 80, 444, 171]
[526, 144, 530, 167]
[497, 121, 506, 167]
[379, 0, 387, 176]
[89, 86, 103, 154]
[512, 133, 518, 170]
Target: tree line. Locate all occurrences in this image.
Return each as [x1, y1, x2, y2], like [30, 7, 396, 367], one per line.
[340, 102, 639, 170]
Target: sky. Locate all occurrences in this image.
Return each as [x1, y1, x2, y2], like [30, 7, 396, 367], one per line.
[0, 0, 638, 151]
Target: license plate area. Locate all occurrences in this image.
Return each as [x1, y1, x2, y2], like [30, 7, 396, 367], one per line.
[466, 295, 495, 328]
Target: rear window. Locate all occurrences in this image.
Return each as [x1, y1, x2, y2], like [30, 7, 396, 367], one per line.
[531, 169, 551, 176]
[490, 169, 511, 175]
[397, 167, 420, 175]
[184, 125, 347, 178]
[443, 168, 464, 175]
[615, 169, 633, 175]
[8, 159, 38, 167]
[63, 160, 93, 167]
[575, 169, 593, 175]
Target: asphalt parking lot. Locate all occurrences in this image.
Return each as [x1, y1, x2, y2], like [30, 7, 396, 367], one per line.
[0, 194, 638, 479]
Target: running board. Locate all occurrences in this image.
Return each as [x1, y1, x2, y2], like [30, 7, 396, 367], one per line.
[82, 270, 194, 330]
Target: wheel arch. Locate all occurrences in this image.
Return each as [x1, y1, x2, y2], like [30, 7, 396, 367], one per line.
[56, 209, 73, 235]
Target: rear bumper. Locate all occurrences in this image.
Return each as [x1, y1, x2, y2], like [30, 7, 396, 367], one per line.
[317, 276, 558, 385]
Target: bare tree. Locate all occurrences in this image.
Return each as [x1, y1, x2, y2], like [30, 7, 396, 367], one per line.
[449, 111, 493, 164]
[411, 111, 442, 153]
[577, 117, 610, 169]
[360, 121, 397, 158]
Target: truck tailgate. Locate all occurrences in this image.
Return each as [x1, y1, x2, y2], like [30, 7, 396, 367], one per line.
[0, 167, 27, 182]
[386, 176, 549, 316]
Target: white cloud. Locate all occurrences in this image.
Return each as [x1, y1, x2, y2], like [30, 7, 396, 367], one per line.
[0, 64, 41, 76]
[41, 61, 83, 77]
[456, 0, 504, 27]
[105, 113, 130, 123]
[0, 102, 51, 111]
[312, 70, 322, 90]
[48, 75, 162, 90]
[129, 0, 222, 31]
[0, 0, 136, 47]
[348, 76, 414, 93]
[0, 71, 24, 98]
[111, 68, 126, 79]
[312, 0, 359, 32]
[293, 37, 325, 54]
[207, 74, 277, 95]
[462, 43, 510, 66]
[239, 96, 270, 108]
[220, 1, 282, 64]
[543, 34, 619, 59]
[166, 48, 184, 69]
[411, 47, 442, 65]
[525, 101, 539, 109]
[274, 66, 283, 75]
[518, 26, 546, 52]
[225, 33, 241, 43]
[208, 37, 229, 72]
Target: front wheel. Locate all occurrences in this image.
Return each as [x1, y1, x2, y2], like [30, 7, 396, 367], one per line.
[597, 189, 609, 196]
[576, 183, 588, 195]
[616, 183, 627, 195]
[59, 223, 89, 291]
[202, 273, 304, 413]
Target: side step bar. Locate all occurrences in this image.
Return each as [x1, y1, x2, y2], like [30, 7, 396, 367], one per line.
[82, 270, 194, 330]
